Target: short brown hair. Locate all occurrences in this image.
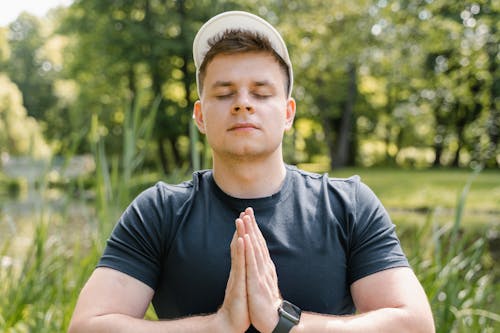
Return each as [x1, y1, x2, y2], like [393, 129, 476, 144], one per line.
[197, 29, 290, 96]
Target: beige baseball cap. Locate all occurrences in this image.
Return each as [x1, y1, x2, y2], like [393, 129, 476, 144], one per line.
[193, 11, 293, 98]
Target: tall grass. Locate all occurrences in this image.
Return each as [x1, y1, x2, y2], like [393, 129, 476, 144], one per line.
[404, 167, 499, 332]
[91, 95, 160, 239]
[1, 109, 498, 331]
[0, 218, 100, 332]
[0, 96, 159, 332]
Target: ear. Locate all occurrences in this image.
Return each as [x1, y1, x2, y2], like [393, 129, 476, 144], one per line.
[193, 100, 206, 134]
[284, 97, 296, 131]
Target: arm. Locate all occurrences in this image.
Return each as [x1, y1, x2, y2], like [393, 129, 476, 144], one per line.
[238, 208, 435, 333]
[68, 231, 250, 333]
[292, 267, 435, 333]
[68, 267, 218, 333]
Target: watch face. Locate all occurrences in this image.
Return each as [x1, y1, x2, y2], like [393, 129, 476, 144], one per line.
[281, 300, 301, 323]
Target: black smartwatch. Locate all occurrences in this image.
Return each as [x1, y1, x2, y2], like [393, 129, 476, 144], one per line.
[272, 300, 301, 333]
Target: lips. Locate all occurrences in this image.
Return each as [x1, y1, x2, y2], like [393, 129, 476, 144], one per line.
[228, 123, 259, 131]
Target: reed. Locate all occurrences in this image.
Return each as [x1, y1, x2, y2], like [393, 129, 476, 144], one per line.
[404, 167, 499, 332]
[0, 96, 160, 332]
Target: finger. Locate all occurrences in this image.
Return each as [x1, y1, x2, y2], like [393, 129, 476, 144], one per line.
[243, 215, 266, 270]
[244, 208, 267, 249]
[235, 218, 246, 238]
[227, 231, 239, 290]
[221, 233, 250, 332]
[244, 234, 258, 279]
[245, 208, 270, 258]
[244, 233, 280, 326]
[235, 236, 246, 289]
[229, 235, 246, 298]
[244, 208, 278, 284]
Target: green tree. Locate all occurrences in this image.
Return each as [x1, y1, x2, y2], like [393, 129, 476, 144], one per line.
[0, 27, 10, 64]
[277, 0, 376, 169]
[414, 0, 498, 167]
[60, 0, 259, 172]
[0, 74, 51, 158]
[5, 13, 58, 123]
[48, 0, 499, 169]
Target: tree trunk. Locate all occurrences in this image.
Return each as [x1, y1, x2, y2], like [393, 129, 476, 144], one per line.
[432, 109, 448, 167]
[331, 63, 356, 169]
[451, 142, 462, 168]
[322, 117, 336, 171]
[433, 142, 443, 167]
[452, 117, 467, 167]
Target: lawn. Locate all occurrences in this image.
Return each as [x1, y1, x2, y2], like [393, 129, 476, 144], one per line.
[327, 167, 500, 228]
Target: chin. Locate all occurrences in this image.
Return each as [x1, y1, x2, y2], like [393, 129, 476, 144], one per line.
[226, 147, 282, 161]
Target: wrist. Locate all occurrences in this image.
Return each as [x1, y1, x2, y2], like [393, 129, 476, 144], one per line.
[213, 310, 232, 332]
[271, 300, 302, 333]
[267, 308, 280, 333]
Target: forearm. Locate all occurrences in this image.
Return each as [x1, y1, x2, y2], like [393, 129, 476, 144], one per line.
[292, 307, 434, 333]
[68, 312, 225, 333]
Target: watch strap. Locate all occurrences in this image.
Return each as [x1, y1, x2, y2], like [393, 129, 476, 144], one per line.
[272, 314, 296, 333]
[272, 300, 301, 333]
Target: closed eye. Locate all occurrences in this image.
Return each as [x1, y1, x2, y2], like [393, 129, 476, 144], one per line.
[215, 93, 234, 99]
[252, 93, 272, 99]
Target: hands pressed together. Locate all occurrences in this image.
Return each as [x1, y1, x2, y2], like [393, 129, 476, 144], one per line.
[217, 207, 282, 333]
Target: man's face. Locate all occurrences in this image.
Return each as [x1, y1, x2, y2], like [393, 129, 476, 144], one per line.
[194, 52, 295, 161]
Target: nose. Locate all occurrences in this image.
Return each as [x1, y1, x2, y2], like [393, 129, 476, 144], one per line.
[231, 91, 254, 114]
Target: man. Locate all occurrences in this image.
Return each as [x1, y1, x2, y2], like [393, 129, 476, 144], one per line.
[69, 11, 435, 333]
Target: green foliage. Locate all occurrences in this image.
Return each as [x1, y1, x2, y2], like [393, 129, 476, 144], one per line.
[0, 96, 163, 331]
[0, 220, 99, 332]
[403, 168, 499, 332]
[5, 13, 58, 123]
[0, 27, 10, 63]
[0, 74, 51, 158]
[409, 219, 499, 332]
[89, 92, 161, 239]
[1, 0, 498, 169]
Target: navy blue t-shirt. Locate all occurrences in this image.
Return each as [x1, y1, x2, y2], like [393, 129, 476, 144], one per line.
[98, 165, 409, 331]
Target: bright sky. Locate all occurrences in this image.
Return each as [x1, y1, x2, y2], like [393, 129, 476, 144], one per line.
[0, 0, 73, 27]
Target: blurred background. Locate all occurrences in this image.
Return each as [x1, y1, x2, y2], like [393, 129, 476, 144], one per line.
[0, 0, 498, 332]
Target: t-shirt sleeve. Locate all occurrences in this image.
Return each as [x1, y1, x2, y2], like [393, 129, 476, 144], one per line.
[97, 184, 167, 289]
[347, 180, 409, 285]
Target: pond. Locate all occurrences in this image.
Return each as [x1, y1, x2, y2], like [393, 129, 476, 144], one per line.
[0, 188, 97, 268]
[0, 155, 98, 269]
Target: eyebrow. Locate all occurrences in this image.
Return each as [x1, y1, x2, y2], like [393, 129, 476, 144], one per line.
[211, 81, 233, 89]
[210, 80, 276, 89]
[254, 80, 275, 88]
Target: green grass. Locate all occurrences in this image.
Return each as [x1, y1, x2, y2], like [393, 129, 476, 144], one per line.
[328, 167, 500, 211]
[326, 167, 500, 229]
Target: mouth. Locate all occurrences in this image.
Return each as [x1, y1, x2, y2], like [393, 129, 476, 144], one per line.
[228, 123, 259, 131]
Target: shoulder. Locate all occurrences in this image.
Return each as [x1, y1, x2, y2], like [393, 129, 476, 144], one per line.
[286, 165, 384, 220]
[287, 164, 362, 197]
[139, 170, 211, 198]
[135, 169, 212, 205]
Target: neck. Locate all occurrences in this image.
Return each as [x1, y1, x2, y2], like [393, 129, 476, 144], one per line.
[212, 153, 287, 199]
